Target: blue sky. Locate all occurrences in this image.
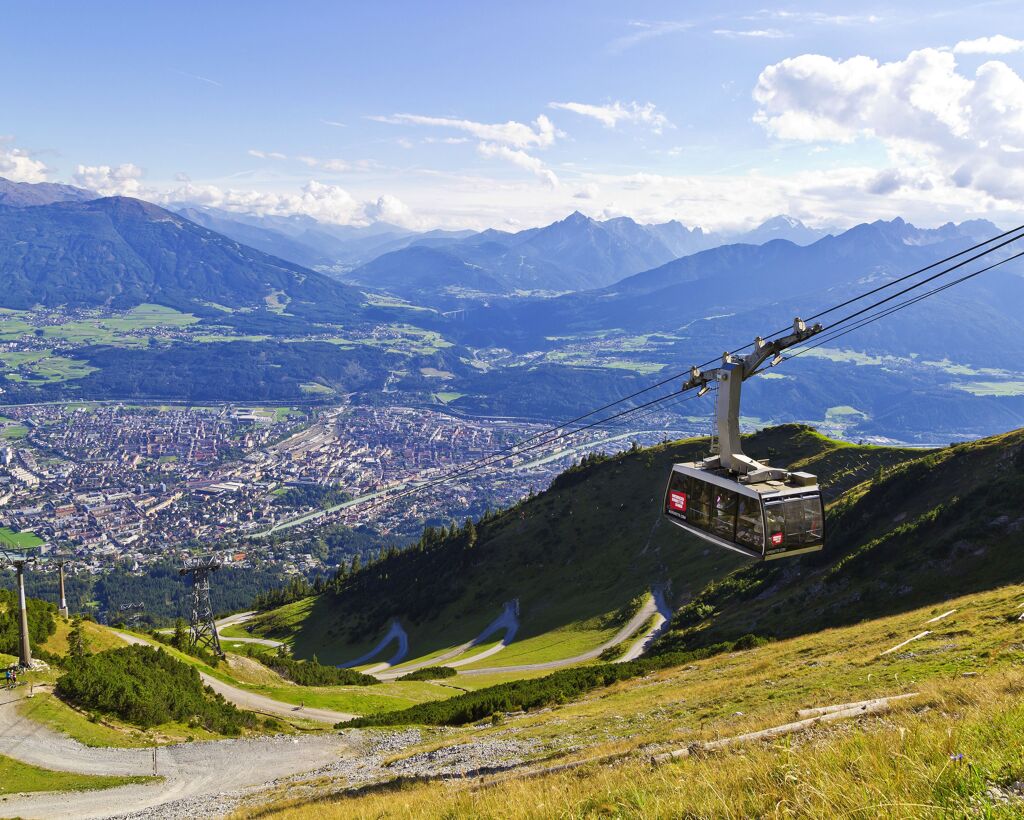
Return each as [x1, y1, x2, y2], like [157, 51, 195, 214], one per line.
[3, 1, 1024, 230]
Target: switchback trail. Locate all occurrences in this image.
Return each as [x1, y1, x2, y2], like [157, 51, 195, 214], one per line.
[458, 589, 665, 676]
[377, 600, 520, 680]
[341, 620, 409, 673]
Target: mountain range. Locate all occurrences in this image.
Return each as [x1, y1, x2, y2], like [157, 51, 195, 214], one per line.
[1, 175, 1022, 441]
[0, 176, 836, 304]
[339, 211, 835, 304]
[0, 193, 364, 321]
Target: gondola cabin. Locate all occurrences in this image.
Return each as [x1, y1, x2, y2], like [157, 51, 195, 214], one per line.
[664, 462, 824, 560]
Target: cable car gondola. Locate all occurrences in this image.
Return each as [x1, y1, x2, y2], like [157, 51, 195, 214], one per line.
[664, 318, 826, 560]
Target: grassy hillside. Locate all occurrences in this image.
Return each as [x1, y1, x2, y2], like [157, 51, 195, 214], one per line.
[242, 581, 1024, 818]
[244, 425, 924, 665]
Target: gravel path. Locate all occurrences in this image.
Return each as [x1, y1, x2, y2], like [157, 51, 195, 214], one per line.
[0, 692, 358, 820]
[617, 586, 672, 663]
[344, 620, 409, 673]
[214, 613, 284, 648]
[110, 630, 356, 724]
[458, 590, 660, 676]
[377, 600, 520, 680]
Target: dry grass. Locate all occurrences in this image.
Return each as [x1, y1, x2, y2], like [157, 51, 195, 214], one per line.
[248, 673, 1024, 818]
[237, 583, 1024, 819]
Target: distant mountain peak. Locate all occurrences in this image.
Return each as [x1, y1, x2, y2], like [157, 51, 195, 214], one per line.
[758, 215, 806, 229]
[562, 210, 593, 225]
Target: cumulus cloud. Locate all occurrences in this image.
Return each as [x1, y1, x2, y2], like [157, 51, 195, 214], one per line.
[0, 145, 48, 183]
[753, 47, 1024, 200]
[363, 194, 413, 224]
[373, 113, 559, 149]
[172, 179, 418, 228]
[548, 101, 671, 133]
[477, 143, 558, 187]
[73, 163, 145, 197]
[954, 35, 1024, 55]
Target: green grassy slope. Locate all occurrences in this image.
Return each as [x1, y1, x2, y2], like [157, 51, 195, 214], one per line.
[244, 425, 924, 665]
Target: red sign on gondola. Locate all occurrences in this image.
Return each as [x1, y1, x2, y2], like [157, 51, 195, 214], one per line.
[770, 532, 784, 546]
[669, 491, 687, 512]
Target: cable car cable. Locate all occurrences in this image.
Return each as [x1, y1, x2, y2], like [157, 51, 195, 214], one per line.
[372, 225, 1024, 490]
[315, 229, 1024, 523]
[804, 230, 1024, 338]
[803, 223, 1024, 324]
[360, 389, 715, 514]
[784, 249, 1024, 363]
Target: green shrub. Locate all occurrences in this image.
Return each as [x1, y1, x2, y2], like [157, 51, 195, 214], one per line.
[396, 666, 456, 681]
[343, 638, 765, 729]
[266, 654, 378, 687]
[55, 645, 255, 734]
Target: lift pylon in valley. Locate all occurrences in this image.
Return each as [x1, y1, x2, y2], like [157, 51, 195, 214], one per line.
[179, 554, 224, 657]
[54, 557, 71, 618]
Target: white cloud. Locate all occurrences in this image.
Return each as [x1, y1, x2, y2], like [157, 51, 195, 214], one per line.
[954, 35, 1024, 55]
[248, 149, 288, 161]
[753, 47, 1024, 200]
[0, 145, 48, 183]
[477, 143, 558, 187]
[297, 156, 350, 172]
[548, 101, 671, 133]
[171, 179, 420, 228]
[713, 28, 789, 39]
[610, 20, 692, 53]
[363, 194, 413, 224]
[72, 163, 145, 197]
[574, 183, 599, 199]
[761, 11, 880, 25]
[373, 113, 559, 149]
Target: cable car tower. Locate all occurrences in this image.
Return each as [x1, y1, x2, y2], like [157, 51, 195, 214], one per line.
[51, 556, 72, 618]
[664, 318, 828, 560]
[1, 549, 37, 668]
[179, 554, 224, 657]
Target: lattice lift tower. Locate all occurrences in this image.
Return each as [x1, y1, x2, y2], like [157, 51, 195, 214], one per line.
[1, 549, 36, 668]
[179, 554, 224, 657]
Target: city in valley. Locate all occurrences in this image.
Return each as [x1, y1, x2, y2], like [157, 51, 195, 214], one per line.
[0, 401, 698, 586]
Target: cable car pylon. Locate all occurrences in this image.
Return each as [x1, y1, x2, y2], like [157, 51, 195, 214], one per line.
[664, 318, 827, 560]
[179, 554, 224, 657]
[1, 549, 37, 668]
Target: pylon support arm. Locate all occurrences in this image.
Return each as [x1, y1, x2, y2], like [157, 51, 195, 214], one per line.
[681, 318, 822, 479]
